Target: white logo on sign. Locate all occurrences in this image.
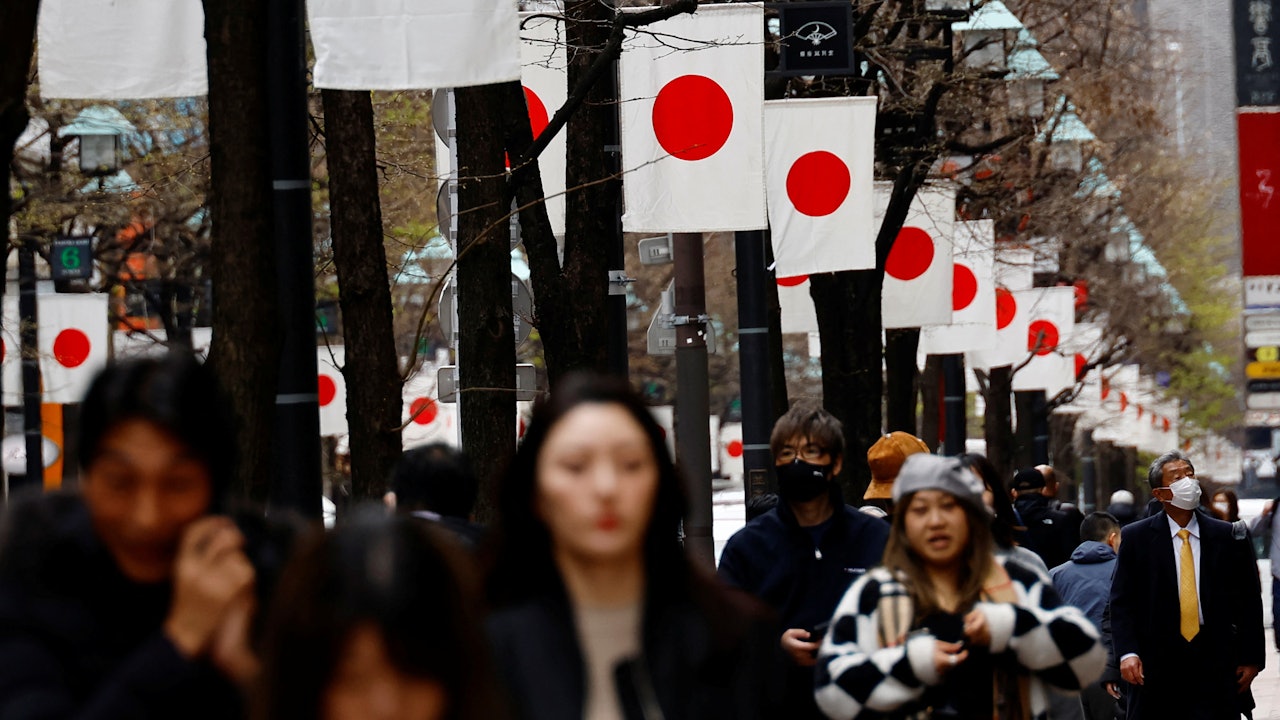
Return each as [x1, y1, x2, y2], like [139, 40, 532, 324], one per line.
[795, 21, 838, 46]
[1260, 169, 1275, 208]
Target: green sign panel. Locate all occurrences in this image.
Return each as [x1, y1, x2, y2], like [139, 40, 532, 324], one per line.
[51, 237, 93, 281]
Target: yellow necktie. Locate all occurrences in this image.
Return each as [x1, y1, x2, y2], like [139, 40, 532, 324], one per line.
[1177, 528, 1199, 641]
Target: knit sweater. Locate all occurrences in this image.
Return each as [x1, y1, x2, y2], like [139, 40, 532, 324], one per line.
[814, 556, 1105, 720]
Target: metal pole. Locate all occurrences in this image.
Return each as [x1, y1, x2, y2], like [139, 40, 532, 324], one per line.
[673, 232, 713, 568]
[267, 0, 321, 518]
[735, 230, 773, 496]
[604, 51, 628, 377]
[18, 240, 41, 491]
[941, 353, 966, 455]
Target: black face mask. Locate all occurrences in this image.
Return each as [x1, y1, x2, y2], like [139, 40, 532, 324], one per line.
[776, 459, 831, 502]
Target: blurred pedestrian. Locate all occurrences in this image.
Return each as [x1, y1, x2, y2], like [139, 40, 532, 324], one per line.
[1209, 488, 1240, 523]
[385, 443, 483, 547]
[746, 492, 780, 522]
[814, 454, 1105, 720]
[485, 373, 781, 720]
[718, 404, 889, 719]
[256, 512, 502, 720]
[1050, 512, 1123, 720]
[0, 354, 260, 718]
[1110, 451, 1264, 719]
[1247, 495, 1280, 657]
[1106, 489, 1139, 527]
[1011, 467, 1078, 568]
[962, 453, 1049, 579]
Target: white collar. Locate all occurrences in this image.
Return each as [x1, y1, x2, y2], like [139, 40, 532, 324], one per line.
[1166, 512, 1200, 539]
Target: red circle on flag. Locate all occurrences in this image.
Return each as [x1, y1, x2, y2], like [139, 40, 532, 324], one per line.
[53, 329, 91, 368]
[777, 275, 809, 287]
[1137, 404, 1144, 418]
[318, 374, 337, 406]
[786, 151, 850, 217]
[1163, 418, 1171, 432]
[524, 86, 549, 139]
[952, 264, 978, 311]
[1027, 320, 1059, 355]
[885, 227, 934, 281]
[995, 288, 1016, 330]
[1119, 392, 1129, 412]
[411, 397, 438, 426]
[1075, 353, 1087, 379]
[726, 439, 743, 458]
[652, 75, 733, 161]
[1, 339, 5, 364]
[1101, 378, 1111, 400]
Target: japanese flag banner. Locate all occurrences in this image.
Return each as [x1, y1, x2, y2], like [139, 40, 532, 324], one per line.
[37, 294, 110, 405]
[919, 220, 996, 354]
[967, 277, 1030, 369]
[878, 182, 956, 328]
[38, 0, 207, 99]
[402, 366, 457, 447]
[1062, 321, 1103, 384]
[0, 298, 19, 407]
[764, 97, 877, 276]
[308, 0, 521, 90]
[317, 345, 347, 437]
[619, 3, 767, 233]
[1011, 287, 1075, 396]
[995, 247, 1035, 291]
[520, 13, 569, 238]
[777, 275, 818, 333]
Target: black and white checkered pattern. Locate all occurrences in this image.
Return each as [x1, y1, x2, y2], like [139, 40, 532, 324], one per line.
[814, 558, 1105, 720]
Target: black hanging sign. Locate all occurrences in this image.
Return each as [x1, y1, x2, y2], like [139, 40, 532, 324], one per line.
[1236, 0, 1280, 106]
[771, 2, 855, 77]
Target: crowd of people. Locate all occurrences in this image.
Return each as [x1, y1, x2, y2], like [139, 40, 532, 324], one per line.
[0, 353, 1267, 719]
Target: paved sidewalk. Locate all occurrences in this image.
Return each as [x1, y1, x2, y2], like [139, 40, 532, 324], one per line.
[1255, 630, 1280, 719]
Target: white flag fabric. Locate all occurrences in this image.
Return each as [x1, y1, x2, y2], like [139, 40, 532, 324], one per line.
[1, 298, 20, 406]
[36, 294, 110, 405]
[919, 220, 996, 354]
[308, 0, 521, 90]
[520, 12, 568, 238]
[619, 4, 766, 232]
[764, 97, 877, 276]
[318, 345, 347, 437]
[1011, 287, 1075, 395]
[777, 275, 819, 333]
[879, 183, 956, 328]
[995, 247, 1035, 291]
[967, 280, 1030, 369]
[38, 0, 207, 99]
[1062, 322, 1103, 383]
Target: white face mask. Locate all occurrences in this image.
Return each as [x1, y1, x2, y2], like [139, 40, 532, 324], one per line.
[1168, 477, 1202, 511]
[1213, 501, 1230, 515]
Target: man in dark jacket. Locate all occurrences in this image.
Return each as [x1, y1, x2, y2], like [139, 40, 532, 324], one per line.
[1012, 466, 1079, 568]
[1051, 512, 1122, 720]
[718, 404, 889, 719]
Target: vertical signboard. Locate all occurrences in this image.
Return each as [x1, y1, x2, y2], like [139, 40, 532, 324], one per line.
[1236, 0, 1280, 106]
[1239, 110, 1280, 276]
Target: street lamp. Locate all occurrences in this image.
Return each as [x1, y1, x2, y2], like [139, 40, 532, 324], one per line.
[1039, 98, 1095, 173]
[60, 106, 134, 177]
[952, 0, 1023, 71]
[1007, 29, 1058, 118]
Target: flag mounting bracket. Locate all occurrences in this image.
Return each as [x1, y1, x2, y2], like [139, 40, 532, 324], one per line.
[608, 270, 636, 296]
[671, 314, 711, 327]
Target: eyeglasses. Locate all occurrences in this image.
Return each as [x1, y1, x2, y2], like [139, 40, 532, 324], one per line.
[776, 444, 829, 463]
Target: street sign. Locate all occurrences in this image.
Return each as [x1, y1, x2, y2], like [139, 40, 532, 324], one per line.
[437, 274, 534, 345]
[1246, 313, 1280, 331]
[1247, 361, 1280, 379]
[769, 2, 856, 76]
[1248, 392, 1280, 410]
[1247, 331, 1280, 348]
[1250, 379, 1280, 393]
[436, 363, 537, 403]
[1246, 276, 1280, 308]
[50, 236, 93, 281]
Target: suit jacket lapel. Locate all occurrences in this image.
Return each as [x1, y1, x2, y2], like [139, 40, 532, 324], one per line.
[1149, 515, 1179, 631]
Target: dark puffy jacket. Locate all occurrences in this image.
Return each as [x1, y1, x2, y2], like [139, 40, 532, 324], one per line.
[1015, 493, 1078, 569]
[0, 493, 244, 720]
[717, 495, 889, 718]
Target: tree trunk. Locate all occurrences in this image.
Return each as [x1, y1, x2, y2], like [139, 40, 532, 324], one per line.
[203, 0, 280, 502]
[0, 0, 37, 330]
[884, 328, 920, 433]
[321, 89, 402, 501]
[919, 354, 943, 451]
[982, 365, 1014, 481]
[454, 84, 516, 522]
[810, 269, 883, 502]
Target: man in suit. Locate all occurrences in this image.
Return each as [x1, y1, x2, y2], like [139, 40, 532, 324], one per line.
[1109, 450, 1264, 719]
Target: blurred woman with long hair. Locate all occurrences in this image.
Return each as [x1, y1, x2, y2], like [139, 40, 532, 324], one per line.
[485, 373, 781, 719]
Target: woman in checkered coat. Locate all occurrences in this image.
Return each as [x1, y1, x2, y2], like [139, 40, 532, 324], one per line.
[814, 455, 1105, 720]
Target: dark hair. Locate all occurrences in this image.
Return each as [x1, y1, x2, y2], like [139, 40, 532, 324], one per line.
[1211, 488, 1240, 522]
[768, 402, 845, 463]
[745, 492, 779, 522]
[78, 352, 235, 505]
[961, 453, 1017, 549]
[391, 443, 477, 519]
[257, 511, 501, 720]
[1079, 512, 1120, 543]
[1147, 450, 1194, 490]
[486, 372, 687, 606]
